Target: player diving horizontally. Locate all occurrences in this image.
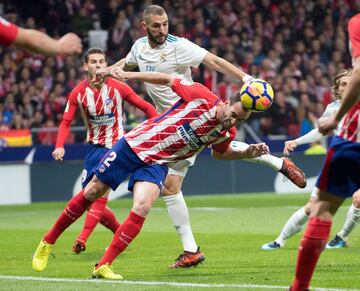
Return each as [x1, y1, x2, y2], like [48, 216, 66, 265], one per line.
[95, 4, 306, 268]
[32, 68, 277, 279]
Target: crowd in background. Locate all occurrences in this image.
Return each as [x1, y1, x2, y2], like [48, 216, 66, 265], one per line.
[0, 0, 358, 145]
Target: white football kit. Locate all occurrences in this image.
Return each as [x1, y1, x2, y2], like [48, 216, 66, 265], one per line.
[294, 100, 341, 198]
[125, 34, 208, 176]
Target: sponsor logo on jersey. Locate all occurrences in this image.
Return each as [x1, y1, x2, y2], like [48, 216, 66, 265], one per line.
[177, 123, 204, 150]
[145, 65, 155, 72]
[89, 113, 115, 125]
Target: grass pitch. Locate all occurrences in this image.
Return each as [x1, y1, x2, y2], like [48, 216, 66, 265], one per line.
[0, 193, 359, 291]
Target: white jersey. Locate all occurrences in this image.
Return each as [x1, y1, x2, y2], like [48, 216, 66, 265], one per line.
[295, 100, 341, 146]
[322, 100, 341, 135]
[125, 34, 208, 112]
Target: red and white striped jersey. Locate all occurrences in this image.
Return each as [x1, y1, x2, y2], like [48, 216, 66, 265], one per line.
[339, 103, 360, 142]
[57, 77, 157, 148]
[125, 79, 236, 164]
[0, 17, 18, 47]
[340, 14, 360, 142]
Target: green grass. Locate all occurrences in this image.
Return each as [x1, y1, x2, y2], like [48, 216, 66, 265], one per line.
[0, 193, 359, 290]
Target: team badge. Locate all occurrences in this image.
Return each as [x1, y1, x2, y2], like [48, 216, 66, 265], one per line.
[160, 52, 167, 62]
[105, 98, 113, 109]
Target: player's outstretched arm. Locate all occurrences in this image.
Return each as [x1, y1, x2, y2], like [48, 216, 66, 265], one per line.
[283, 128, 324, 155]
[212, 142, 269, 160]
[96, 58, 126, 78]
[202, 52, 253, 83]
[112, 68, 175, 86]
[14, 28, 82, 56]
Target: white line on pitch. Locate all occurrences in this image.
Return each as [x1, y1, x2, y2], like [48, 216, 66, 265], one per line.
[0, 275, 359, 291]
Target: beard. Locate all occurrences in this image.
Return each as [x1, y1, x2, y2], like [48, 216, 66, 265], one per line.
[146, 28, 167, 45]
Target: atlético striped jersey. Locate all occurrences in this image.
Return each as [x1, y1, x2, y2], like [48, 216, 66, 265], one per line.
[125, 78, 236, 164]
[340, 14, 360, 142]
[57, 77, 157, 148]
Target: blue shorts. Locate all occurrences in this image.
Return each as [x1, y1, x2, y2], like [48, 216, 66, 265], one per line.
[82, 144, 110, 188]
[316, 136, 360, 198]
[95, 137, 168, 191]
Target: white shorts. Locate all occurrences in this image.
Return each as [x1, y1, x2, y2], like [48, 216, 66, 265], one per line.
[167, 155, 197, 177]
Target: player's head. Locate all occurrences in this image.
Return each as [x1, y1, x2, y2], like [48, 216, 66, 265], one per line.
[217, 94, 251, 129]
[142, 5, 168, 46]
[332, 68, 352, 100]
[83, 47, 107, 85]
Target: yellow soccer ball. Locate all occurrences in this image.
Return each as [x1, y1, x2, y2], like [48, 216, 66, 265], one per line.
[240, 79, 274, 112]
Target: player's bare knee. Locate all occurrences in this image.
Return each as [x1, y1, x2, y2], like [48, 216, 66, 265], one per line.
[84, 177, 108, 202]
[352, 190, 360, 208]
[162, 175, 183, 196]
[132, 200, 152, 217]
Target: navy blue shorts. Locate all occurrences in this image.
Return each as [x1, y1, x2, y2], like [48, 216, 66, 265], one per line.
[82, 144, 110, 188]
[95, 137, 168, 191]
[316, 136, 360, 198]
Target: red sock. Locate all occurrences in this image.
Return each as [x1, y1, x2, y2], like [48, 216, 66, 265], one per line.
[290, 217, 332, 291]
[97, 211, 145, 267]
[44, 190, 92, 244]
[100, 206, 121, 233]
[77, 196, 108, 243]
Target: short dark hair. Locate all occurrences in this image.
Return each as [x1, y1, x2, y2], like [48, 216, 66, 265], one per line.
[143, 5, 166, 23]
[83, 47, 105, 63]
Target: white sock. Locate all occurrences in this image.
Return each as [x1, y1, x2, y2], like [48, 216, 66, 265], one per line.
[275, 207, 309, 246]
[163, 192, 198, 252]
[234, 141, 283, 171]
[338, 204, 360, 240]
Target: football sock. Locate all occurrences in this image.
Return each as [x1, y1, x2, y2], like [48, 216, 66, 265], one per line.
[338, 204, 360, 240]
[97, 211, 145, 267]
[291, 217, 331, 291]
[100, 206, 121, 233]
[77, 196, 108, 243]
[44, 190, 91, 244]
[163, 192, 198, 252]
[234, 142, 282, 171]
[276, 207, 308, 246]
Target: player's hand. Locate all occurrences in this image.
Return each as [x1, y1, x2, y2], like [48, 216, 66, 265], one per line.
[111, 67, 127, 80]
[52, 147, 65, 161]
[96, 67, 113, 79]
[90, 74, 105, 86]
[283, 140, 297, 156]
[318, 116, 338, 135]
[244, 143, 269, 158]
[57, 33, 82, 55]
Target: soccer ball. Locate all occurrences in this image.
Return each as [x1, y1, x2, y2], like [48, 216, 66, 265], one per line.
[239, 79, 274, 112]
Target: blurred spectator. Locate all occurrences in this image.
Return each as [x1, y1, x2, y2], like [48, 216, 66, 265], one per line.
[0, 0, 357, 146]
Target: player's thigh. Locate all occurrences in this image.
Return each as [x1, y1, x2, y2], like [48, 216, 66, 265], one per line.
[84, 175, 111, 202]
[82, 145, 109, 188]
[310, 190, 345, 220]
[163, 157, 195, 195]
